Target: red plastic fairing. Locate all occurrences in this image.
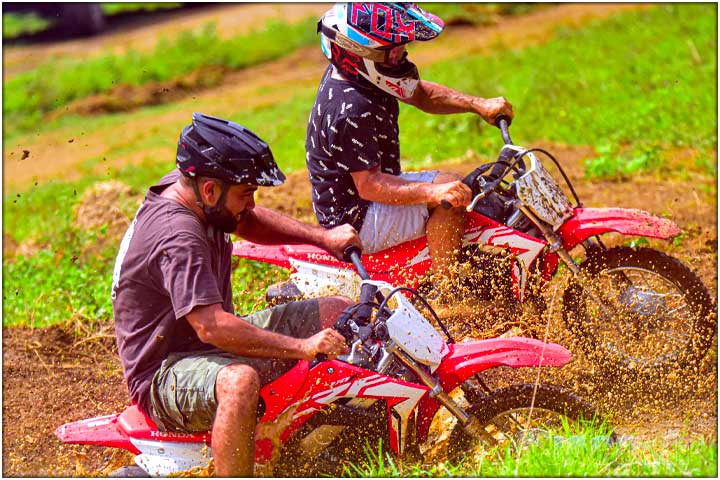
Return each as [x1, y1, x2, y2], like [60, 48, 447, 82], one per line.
[55, 413, 139, 453]
[416, 337, 572, 441]
[558, 207, 681, 250]
[232, 241, 293, 269]
[233, 235, 434, 284]
[117, 405, 211, 444]
[435, 338, 572, 392]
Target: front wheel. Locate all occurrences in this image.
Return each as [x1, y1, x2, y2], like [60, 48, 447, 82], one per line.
[562, 246, 715, 374]
[423, 383, 607, 463]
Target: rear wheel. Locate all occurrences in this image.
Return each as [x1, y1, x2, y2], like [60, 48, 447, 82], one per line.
[423, 383, 607, 463]
[562, 247, 715, 374]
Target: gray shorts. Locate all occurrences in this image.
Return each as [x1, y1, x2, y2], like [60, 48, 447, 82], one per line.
[149, 299, 321, 432]
[359, 170, 439, 253]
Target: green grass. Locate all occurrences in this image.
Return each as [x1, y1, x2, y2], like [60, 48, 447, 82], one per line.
[101, 3, 182, 16]
[348, 427, 717, 477]
[2, 4, 187, 40]
[422, 3, 541, 26]
[3, 17, 319, 138]
[2, 12, 53, 39]
[399, 3, 716, 174]
[227, 4, 716, 175]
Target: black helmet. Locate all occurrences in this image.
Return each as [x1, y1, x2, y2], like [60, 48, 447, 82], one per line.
[176, 113, 285, 187]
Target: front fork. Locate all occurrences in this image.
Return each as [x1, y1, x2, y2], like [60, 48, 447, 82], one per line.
[385, 344, 493, 442]
[515, 204, 614, 315]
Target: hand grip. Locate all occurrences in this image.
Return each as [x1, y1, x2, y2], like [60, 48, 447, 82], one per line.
[343, 246, 370, 281]
[441, 199, 452, 209]
[343, 245, 361, 263]
[315, 353, 328, 363]
[496, 115, 513, 145]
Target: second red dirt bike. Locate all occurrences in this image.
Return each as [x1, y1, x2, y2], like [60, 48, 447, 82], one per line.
[57, 248, 608, 476]
[235, 118, 715, 375]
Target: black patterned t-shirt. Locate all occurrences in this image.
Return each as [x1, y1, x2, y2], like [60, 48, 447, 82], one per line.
[305, 66, 401, 231]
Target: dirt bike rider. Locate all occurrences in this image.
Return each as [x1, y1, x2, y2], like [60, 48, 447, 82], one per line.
[111, 113, 360, 477]
[306, 3, 514, 289]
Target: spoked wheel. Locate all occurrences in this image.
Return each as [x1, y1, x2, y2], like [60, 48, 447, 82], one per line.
[422, 383, 607, 464]
[562, 247, 715, 374]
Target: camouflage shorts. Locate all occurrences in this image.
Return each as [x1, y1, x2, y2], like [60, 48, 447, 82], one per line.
[149, 299, 320, 432]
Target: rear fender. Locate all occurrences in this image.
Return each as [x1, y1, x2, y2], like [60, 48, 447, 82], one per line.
[55, 413, 138, 454]
[232, 240, 292, 269]
[559, 207, 680, 250]
[417, 337, 571, 441]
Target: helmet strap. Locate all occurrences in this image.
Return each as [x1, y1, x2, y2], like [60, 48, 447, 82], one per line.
[190, 176, 231, 219]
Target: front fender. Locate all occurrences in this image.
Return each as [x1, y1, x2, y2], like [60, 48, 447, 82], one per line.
[416, 337, 572, 442]
[558, 207, 680, 250]
[436, 338, 572, 393]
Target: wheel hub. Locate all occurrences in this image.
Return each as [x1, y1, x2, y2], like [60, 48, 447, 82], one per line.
[618, 286, 668, 319]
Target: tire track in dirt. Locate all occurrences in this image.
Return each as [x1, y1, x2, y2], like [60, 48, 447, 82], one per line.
[4, 3, 650, 192]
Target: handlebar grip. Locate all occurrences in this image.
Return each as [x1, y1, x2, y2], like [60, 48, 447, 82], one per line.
[343, 245, 361, 263]
[496, 116, 513, 145]
[440, 199, 452, 210]
[343, 246, 370, 281]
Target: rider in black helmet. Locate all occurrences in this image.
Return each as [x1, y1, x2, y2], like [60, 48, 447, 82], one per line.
[112, 113, 359, 476]
[176, 112, 286, 233]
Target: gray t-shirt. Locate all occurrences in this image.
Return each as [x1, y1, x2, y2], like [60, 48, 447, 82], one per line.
[111, 170, 234, 414]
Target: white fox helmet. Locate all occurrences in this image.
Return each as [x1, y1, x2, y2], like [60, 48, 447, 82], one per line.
[318, 3, 444, 99]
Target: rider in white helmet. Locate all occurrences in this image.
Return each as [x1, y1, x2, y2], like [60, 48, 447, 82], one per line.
[306, 3, 514, 290]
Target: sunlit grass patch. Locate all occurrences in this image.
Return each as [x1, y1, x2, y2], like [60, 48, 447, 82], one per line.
[2, 12, 52, 39]
[3, 17, 318, 138]
[348, 424, 717, 477]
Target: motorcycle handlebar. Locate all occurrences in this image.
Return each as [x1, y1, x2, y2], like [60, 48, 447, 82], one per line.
[442, 116, 513, 211]
[497, 115, 512, 145]
[343, 246, 370, 281]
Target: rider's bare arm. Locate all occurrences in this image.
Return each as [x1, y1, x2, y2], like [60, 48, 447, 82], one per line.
[186, 303, 349, 361]
[402, 80, 514, 125]
[351, 167, 471, 208]
[235, 206, 361, 258]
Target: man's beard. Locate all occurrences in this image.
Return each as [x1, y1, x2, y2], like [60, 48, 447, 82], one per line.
[204, 205, 239, 233]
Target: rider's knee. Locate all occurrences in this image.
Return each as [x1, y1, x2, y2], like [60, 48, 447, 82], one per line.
[215, 364, 260, 403]
[433, 170, 463, 184]
[318, 296, 353, 328]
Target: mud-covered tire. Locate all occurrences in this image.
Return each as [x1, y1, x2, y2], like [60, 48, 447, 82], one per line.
[562, 246, 715, 374]
[436, 384, 607, 462]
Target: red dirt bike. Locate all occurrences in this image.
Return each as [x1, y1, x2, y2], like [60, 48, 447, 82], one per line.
[56, 248, 607, 477]
[234, 118, 715, 375]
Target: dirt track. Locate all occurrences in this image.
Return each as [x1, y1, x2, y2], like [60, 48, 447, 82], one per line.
[3, 149, 717, 477]
[2, 3, 717, 477]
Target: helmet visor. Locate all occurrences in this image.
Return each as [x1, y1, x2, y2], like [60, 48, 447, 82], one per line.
[387, 3, 445, 41]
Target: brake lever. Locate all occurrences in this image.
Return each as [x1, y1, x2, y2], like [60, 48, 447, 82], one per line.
[466, 177, 503, 212]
